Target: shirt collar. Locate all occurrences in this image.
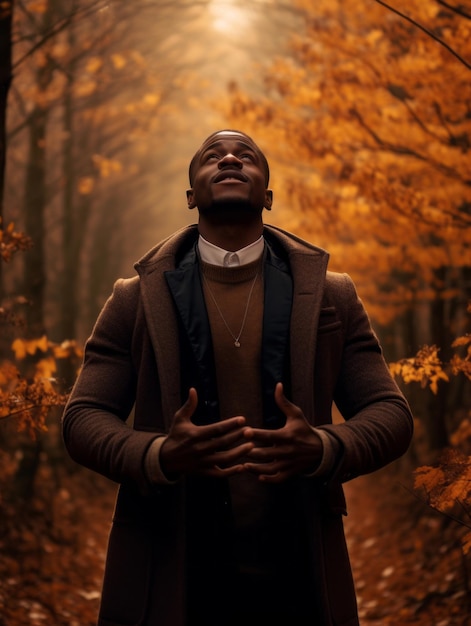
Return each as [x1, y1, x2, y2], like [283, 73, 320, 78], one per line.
[198, 234, 264, 267]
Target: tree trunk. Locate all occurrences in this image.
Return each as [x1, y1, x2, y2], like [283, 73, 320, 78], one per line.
[423, 268, 453, 451]
[23, 105, 50, 337]
[15, 2, 56, 498]
[0, 1, 13, 299]
[58, 43, 85, 389]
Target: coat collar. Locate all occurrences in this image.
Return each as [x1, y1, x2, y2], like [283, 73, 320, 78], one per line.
[263, 226, 329, 414]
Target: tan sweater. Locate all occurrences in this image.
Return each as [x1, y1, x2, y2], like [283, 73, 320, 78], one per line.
[200, 258, 264, 427]
[201, 258, 278, 574]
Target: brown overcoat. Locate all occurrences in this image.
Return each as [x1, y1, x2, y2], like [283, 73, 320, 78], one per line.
[62, 224, 413, 626]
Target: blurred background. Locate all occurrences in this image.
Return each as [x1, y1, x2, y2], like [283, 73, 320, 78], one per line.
[1, 0, 470, 623]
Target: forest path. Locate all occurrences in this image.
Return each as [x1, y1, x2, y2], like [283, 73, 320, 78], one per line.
[344, 463, 470, 625]
[0, 459, 469, 625]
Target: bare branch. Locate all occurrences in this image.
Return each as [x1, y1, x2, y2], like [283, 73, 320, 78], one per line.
[436, 0, 471, 20]
[350, 107, 471, 187]
[373, 0, 471, 70]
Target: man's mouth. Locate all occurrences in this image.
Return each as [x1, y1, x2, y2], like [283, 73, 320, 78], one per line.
[213, 171, 248, 183]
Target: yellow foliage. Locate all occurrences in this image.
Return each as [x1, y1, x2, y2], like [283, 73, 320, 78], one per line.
[366, 29, 383, 46]
[415, 449, 471, 508]
[451, 354, 471, 382]
[414, 449, 471, 557]
[48, 43, 69, 64]
[0, 361, 18, 387]
[86, 56, 103, 74]
[11, 335, 49, 360]
[143, 93, 161, 107]
[452, 335, 471, 349]
[0, 222, 32, 262]
[414, 464, 446, 498]
[220, 0, 471, 320]
[73, 80, 97, 99]
[77, 177, 94, 195]
[0, 336, 83, 435]
[389, 345, 449, 394]
[450, 417, 471, 448]
[439, 473, 471, 510]
[111, 54, 126, 70]
[92, 154, 123, 178]
[52, 340, 82, 360]
[130, 50, 146, 67]
[27, 0, 47, 14]
[24, 79, 65, 109]
[34, 355, 57, 378]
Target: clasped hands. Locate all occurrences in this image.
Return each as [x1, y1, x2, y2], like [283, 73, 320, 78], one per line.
[159, 382, 323, 483]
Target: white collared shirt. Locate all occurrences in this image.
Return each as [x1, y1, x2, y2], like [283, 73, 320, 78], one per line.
[198, 234, 264, 267]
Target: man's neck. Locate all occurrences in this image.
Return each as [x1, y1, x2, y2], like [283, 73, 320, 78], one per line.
[197, 215, 264, 252]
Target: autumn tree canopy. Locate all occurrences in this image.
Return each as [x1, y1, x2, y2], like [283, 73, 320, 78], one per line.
[222, 0, 471, 333]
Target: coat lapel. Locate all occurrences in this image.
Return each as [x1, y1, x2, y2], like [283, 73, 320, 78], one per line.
[261, 244, 293, 428]
[289, 250, 329, 418]
[164, 245, 220, 424]
[135, 227, 199, 427]
[264, 226, 329, 420]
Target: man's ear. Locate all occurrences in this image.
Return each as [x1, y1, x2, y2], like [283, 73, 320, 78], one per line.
[264, 189, 273, 211]
[186, 189, 196, 210]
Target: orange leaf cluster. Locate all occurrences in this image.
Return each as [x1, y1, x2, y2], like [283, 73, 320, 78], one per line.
[0, 370, 63, 437]
[0, 337, 82, 437]
[389, 345, 449, 394]
[390, 305, 471, 392]
[0, 221, 32, 263]
[450, 332, 471, 382]
[414, 449, 471, 553]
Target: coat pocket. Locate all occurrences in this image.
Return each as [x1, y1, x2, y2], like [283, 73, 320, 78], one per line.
[318, 306, 341, 334]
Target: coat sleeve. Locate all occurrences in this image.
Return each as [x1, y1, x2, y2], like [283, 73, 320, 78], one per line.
[61, 278, 161, 493]
[318, 273, 414, 483]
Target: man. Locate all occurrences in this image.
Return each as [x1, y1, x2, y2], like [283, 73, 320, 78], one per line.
[62, 129, 413, 626]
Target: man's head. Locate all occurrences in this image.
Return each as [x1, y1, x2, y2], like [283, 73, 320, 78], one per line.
[187, 130, 272, 218]
[188, 129, 270, 187]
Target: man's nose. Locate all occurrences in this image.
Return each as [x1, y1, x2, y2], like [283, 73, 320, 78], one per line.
[218, 153, 243, 168]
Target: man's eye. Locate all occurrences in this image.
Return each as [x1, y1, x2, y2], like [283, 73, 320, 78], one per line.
[240, 153, 255, 161]
[205, 153, 220, 161]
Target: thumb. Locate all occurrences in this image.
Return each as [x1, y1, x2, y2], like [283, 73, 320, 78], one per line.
[175, 387, 198, 421]
[274, 381, 288, 407]
[274, 382, 297, 419]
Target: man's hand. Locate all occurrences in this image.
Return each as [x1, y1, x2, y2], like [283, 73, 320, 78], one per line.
[243, 382, 323, 483]
[159, 388, 254, 478]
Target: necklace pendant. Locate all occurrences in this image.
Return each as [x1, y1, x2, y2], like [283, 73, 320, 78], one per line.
[202, 270, 259, 351]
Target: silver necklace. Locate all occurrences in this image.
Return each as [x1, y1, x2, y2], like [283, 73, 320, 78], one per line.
[202, 271, 259, 348]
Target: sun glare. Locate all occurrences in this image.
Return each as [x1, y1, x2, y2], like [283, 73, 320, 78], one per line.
[209, 0, 252, 34]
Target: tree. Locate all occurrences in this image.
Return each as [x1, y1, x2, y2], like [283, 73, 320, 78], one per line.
[2, 0, 239, 495]
[6, 0, 228, 346]
[221, 0, 471, 454]
[0, 1, 14, 299]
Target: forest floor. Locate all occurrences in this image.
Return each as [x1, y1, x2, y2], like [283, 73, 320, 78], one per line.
[0, 451, 470, 626]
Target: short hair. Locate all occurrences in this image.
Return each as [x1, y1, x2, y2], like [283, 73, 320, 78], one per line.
[188, 130, 270, 187]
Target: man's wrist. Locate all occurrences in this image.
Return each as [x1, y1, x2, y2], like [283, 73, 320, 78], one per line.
[304, 428, 339, 478]
[145, 436, 180, 485]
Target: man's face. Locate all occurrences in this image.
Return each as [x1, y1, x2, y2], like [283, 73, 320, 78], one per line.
[187, 131, 272, 217]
